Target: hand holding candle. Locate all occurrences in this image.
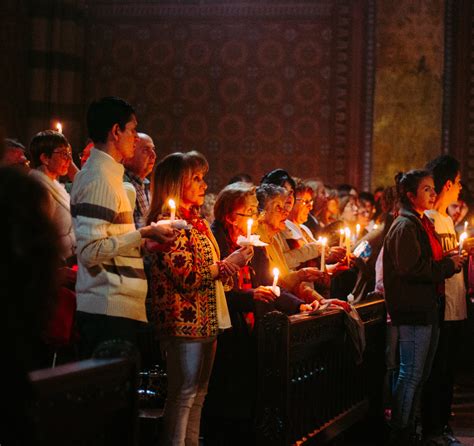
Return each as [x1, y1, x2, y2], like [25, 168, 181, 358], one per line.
[339, 228, 344, 247]
[459, 231, 467, 255]
[247, 218, 253, 239]
[272, 267, 279, 294]
[168, 199, 176, 221]
[345, 227, 351, 266]
[319, 237, 327, 272]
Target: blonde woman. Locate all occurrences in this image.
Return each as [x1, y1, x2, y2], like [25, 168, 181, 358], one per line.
[146, 151, 252, 446]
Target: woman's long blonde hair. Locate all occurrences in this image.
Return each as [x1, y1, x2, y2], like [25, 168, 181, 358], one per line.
[147, 150, 209, 224]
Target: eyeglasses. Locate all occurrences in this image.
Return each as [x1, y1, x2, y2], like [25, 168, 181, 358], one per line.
[296, 198, 314, 207]
[235, 211, 259, 218]
[52, 149, 72, 160]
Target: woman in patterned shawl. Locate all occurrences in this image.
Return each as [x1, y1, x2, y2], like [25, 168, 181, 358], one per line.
[146, 151, 252, 446]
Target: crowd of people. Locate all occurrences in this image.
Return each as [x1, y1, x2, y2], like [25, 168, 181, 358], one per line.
[1, 96, 471, 446]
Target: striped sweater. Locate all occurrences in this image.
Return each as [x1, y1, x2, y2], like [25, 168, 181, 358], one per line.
[70, 148, 147, 322]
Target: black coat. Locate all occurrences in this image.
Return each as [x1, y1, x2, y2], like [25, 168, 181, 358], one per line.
[383, 207, 456, 325]
[205, 221, 304, 421]
[210, 220, 304, 318]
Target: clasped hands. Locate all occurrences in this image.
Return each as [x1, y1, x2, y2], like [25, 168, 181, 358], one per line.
[219, 246, 254, 277]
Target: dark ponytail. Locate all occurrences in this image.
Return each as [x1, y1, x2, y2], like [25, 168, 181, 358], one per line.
[395, 169, 431, 208]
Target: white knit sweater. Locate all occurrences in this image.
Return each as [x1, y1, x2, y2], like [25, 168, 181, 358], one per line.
[70, 148, 147, 322]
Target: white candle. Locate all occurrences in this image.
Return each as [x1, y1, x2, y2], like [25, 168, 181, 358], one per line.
[247, 218, 253, 239]
[56, 122, 63, 134]
[345, 227, 351, 266]
[356, 223, 361, 239]
[464, 221, 468, 232]
[272, 267, 279, 294]
[339, 228, 344, 247]
[459, 231, 467, 255]
[320, 237, 327, 272]
[168, 199, 176, 221]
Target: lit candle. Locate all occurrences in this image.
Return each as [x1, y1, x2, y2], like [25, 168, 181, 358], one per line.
[271, 267, 279, 294]
[56, 122, 62, 134]
[247, 218, 253, 239]
[168, 199, 176, 221]
[464, 221, 468, 232]
[320, 237, 327, 272]
[339, 228, 344, 247]
[356, 224, 361, 239]
[373, 224, 378, 231]
[459, 231, 467, 255]
[345, 227, 351, 266]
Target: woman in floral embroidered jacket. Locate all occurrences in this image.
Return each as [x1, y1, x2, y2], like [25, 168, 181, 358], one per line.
[146, 151, 252, 446]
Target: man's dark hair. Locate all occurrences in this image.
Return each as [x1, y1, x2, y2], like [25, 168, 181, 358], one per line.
[260, 168, 296, 191]
[359, 191, 375, 206]
[87, 96, 135, 143]
[425, 155, 460, 194]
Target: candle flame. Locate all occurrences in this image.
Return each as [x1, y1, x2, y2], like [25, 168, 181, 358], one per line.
[345, 227, 351, 237]
[272, 267, 279, 277]
[339, 228, 344, 235]
[168, 199, 176, 209]
[321, 237, 327, 245]
[248, 218, 253, 227]
[56, 122, 62, 134]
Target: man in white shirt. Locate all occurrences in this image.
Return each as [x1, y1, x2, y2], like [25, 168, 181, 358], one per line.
[423, 155, 467, 443]
[72, 97, 175, 357]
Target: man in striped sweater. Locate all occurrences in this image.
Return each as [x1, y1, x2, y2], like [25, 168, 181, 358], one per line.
[71, 97, 175, 358]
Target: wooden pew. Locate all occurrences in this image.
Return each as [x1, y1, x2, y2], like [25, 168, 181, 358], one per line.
[256, 298, 386, 445]
[29, 358, 138, 446]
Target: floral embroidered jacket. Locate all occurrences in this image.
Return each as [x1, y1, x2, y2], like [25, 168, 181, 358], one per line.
[149, 217, 231, 338]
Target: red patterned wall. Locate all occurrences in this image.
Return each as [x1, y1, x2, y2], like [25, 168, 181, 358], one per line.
[85, 1, 374, 192]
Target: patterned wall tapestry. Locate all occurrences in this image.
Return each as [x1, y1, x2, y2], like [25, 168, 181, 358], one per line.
[85, 1, 374, 192]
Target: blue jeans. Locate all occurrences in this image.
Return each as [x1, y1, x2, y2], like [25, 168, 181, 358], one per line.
[384, 323, 400, 408]
[161, 337, 217, 446]
[391, 323, 439, 430]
